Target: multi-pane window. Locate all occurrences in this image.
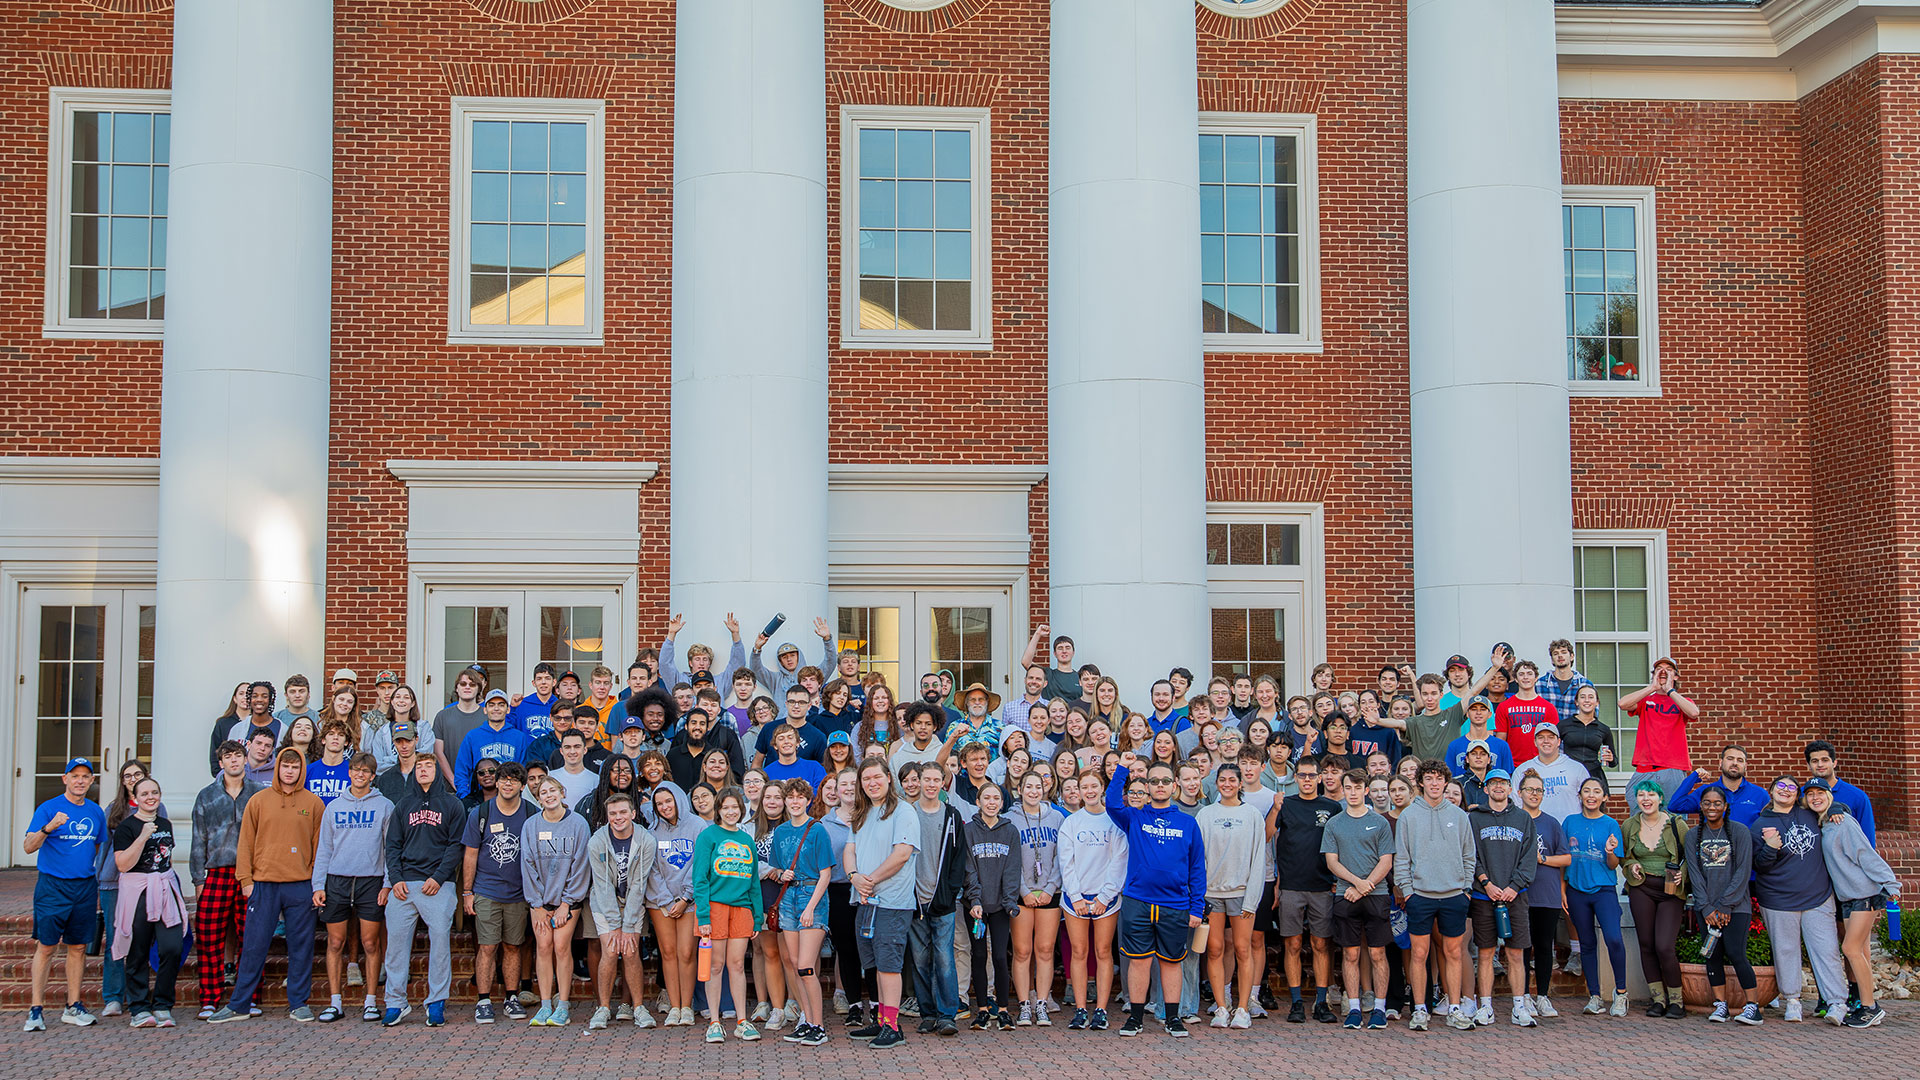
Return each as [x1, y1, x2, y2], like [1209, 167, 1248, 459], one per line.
[928, 605, 993, 693]
[1199, 115, 1318, 350]
[539, 605, 604, 672]
[841, 106, 990, 347]
[1564, 187, 1657, 392]
[1206, 522, 1301, 566]
[47, 91, 170, 335]
[836, 606, 902, 696]
[1211, 606, 1287, 688]
[451, 99, 603, 343]
[1571, 537, 1664, 768]
[441, 604, 510, 706]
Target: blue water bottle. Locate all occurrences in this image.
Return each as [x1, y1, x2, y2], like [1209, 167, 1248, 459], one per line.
[1889, 896, 1902, 943]
[1494, 903, 1512, 941]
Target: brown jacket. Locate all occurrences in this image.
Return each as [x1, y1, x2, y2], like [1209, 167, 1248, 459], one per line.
[235, 750, 324, 888]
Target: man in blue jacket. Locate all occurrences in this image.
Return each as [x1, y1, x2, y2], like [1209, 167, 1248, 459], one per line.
[1666, 744, 1768, 827]
[1105, 752, 1206, 1039]
[1804, 740, 1875, 844]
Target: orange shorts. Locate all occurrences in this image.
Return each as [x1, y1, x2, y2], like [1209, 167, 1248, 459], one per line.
[707, 902, 757, 940]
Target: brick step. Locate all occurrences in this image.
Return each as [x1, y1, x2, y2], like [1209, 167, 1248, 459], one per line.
[0, 950, 486, 982]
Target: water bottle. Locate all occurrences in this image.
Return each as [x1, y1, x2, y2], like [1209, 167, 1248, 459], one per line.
[762, 613, 787, 638]
[1889, 897, 1903, 943]
[1703, 924, 1723, 959]
[973, 918, 985, 940]
[697, 934, 713, 981]
[1494, 902, 1512, 941]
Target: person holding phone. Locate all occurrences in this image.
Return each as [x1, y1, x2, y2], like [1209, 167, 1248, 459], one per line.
[1617, 658, 1698, 802]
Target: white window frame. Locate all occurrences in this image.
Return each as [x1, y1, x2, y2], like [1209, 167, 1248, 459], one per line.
[1204, 502, 1327, 693]
[877, 0, 964, 8]
[1199, 112, 1321, 355]
[1563, 185, 1660, 397]
[1571, 528, 1669, 784]
[838, 104, 993, 351]
[1198, 0, 1293, 15]
[447, 97, 605, 346]
[44, 87, 171, 340]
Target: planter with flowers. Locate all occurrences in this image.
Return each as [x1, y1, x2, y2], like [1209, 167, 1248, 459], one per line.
[1675, 914, 1777, 1008]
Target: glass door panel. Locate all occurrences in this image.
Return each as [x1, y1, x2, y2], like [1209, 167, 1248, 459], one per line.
[1209, 592, 1305, 701]
[834, 601, 903, 696]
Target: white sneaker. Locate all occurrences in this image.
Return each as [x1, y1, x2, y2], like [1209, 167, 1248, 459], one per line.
[750, 1001, 771, 1023]
[633, 1005, 655, 1028]
[1474, 1003, 1494, 1027]
[1230, 1007, 1251, 1029]
[1583, 995, 1603, 1015]
[1210, 1007, 1230, 1028]
[763, 1006, 785, 1031]
[1784, 998, 1803, 1022]
[1445, 1009, 1476, 1031]
[1534, 995, 1558, 1018]
[614, 1002, 632, 1021]
[101, 1002, 123, 1018]
[347, 962, 363, 987]
[1609, 992, 1628, 1017]
[1247, 1000, 1268, 1019]
[833, 990, 849, 1015]
[1510, 1003, 1536, 1027]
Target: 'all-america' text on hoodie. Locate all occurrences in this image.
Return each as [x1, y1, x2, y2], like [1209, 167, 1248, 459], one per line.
[385, 778, 466, 885]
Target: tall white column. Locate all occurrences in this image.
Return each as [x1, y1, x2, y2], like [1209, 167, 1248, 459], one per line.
[152, 0, 332, 805]
[1049, 0, 1209, 702]
[670, 0, 829, 665]
[1407, 0, 1573, 671]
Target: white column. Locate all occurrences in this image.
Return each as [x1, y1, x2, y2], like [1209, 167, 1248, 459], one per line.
[1049, 0, 1209, 701]
[670, 0, 829, 665]
[1407, 0, 1574, 671]
[152, 0, 332, 805]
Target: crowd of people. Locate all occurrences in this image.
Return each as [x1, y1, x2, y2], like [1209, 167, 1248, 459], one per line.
[19, 618, 1904, 1045]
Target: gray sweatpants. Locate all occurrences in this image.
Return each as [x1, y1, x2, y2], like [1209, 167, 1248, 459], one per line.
[1760, 898, 1847, 1005]
[384, 881, 456, 1008]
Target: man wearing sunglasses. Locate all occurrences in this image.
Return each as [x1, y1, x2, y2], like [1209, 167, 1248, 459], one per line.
[1104, 753, 1206, 1039]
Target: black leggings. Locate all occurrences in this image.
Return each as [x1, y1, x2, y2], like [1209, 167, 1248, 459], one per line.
[1704, 915, 1756, 991]
[1524, 906, 1561, 998]
[124, 893, 184, 1013]
[969, 910, 1013, 1009]
[827, 882, 874, 1004]
[1627, 880, 1684, 989]
[1386, 943, 1409, 1008]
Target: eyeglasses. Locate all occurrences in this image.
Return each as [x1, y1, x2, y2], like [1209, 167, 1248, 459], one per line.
[477, 769, 498, 778]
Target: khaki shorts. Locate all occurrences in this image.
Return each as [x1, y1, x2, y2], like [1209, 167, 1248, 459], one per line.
[474, 895, 530, 947]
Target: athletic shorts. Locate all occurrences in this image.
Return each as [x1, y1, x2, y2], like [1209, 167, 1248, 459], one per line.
[473, 895, 530, 947]
[32, 875, 97, 947]
[320, 874, 383, 924]
[1275, 888, 1333, 938]
[1206, 894, 1249, 918]
[1403, 892, 1470, 938]
[855, 904, 911, 973]
[707, 901, 757, 940]
[1837, 896, 1878, 919]
[1251, 879, 1280, 933]
[1469, 897, 1531, 949]
[1061, 894, 1116, 920]
[1119, 895, 1192, 963]
[1333, 893, 1392, 949]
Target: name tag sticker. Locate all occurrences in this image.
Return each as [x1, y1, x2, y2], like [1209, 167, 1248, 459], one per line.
[539, 831, 552, 840]
[490, 823, 504, 833]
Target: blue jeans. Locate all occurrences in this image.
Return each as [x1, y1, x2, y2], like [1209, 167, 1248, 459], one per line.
[98, 888, 125, 1005]
[1565, 887, 1626, 997]
[907, 910, 959, 1020]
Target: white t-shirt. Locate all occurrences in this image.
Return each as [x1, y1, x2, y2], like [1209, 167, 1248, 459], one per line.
[553, 764, 600, 810]
[1516, 753, 1588, 824]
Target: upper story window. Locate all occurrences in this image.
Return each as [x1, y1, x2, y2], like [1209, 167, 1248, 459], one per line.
[1198, 0, 1293, 14]
[45, 89, 170, 338]
[840, 105, 991, 350]
[1564, 186, 1659, 395]
[1199, 113, 1320, 353]
[449, 98, 604, 345]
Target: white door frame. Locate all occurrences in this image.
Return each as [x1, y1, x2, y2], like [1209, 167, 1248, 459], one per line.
[830, 586, 1018, 697]
[1207, 585, 1309, 702]
[423, 586, 628, 705]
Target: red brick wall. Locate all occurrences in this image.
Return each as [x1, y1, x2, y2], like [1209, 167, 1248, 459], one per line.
[327, 0, 677, 681]
[0, 3, 170, 456]
[1197, 1, 1415, 681]
[1804, 58, 1912, 826]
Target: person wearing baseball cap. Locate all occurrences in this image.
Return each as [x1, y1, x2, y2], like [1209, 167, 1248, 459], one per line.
[1617, 657, 1698, 802]
[332, 669, 358, 691]
[1443, 698, 1512, 777]
[1466, 767, 1537, 1028]
[22, 758, 107, 1031]
[747, 614, 838, 701]
[454, 690, 532, 800]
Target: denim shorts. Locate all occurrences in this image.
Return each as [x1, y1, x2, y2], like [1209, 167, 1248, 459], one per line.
[778, 882, 828, 930]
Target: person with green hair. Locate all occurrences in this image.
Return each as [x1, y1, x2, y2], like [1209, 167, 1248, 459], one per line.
[1620, 777, 1689, 1018]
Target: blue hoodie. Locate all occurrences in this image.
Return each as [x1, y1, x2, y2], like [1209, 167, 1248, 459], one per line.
[1103, 766, 1206, 919]
[454, 724, 532, 798]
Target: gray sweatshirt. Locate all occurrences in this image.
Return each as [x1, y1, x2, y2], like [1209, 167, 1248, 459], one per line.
[644, 808, 705, 910]
[1196, 800, 1268, 900]
[1008, 803, 1064, 897]
[588, 823, 657, 936]
[311, 787, 395, 889]
[190, 779, 262, 886]
[519, 811, 592, 907]
[1684, 820, 1753, 919]
[1393, 798, 1475, 898]
[1821, 812, 1900, 903]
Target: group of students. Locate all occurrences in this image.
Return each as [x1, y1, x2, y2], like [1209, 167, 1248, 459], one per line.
[18, 621, 1906, 1045]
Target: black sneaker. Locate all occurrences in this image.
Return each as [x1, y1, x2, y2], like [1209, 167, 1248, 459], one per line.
[1164, 1015, 1190, 1038]
[1287, 1000, 1307, 1024]
[937, 1019, 957, 1036]
[996, 1008, 1014, 1030]
[1665, 1002, 1687, 1019]
[916, 1017, 939, 1035]
[844, 1004, 866, 1029]
[1844, 1005, 1886, 1028]
[848, 1021, 882, 1041]
[971, 1008, 990, 1031]
[870, 1024, 905, 1050]
[1259, 985, 1279, 1011]
[1118, 1012, 1144, 1037]
[1068, 1007, 1088, 1029]
[1313, 1001, 1337, 1023]
[1089, 1007, 1109, 1030]
[802, 1023, 830, 1046]
[1646, 1001, 1667, 1018]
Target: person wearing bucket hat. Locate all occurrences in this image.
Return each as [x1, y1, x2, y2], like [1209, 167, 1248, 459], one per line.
[953, 682, 1003, 759]
[1618, 657, 1698, 802]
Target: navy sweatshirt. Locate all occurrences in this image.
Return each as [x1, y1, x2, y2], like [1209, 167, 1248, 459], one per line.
[1750, 806, 1833, 912]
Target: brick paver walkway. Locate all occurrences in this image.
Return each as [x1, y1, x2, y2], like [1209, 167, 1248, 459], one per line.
[0, 1003, 1908, 1079]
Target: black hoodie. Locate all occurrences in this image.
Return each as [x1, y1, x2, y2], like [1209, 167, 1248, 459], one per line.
[665, 722, 746, 791]
[385, 778, 466, 884]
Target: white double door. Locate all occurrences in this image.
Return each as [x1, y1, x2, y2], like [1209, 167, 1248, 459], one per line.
[12, 587, 154, 864]
[830, 589, 1014, 701]
[424, 588, 623, 708]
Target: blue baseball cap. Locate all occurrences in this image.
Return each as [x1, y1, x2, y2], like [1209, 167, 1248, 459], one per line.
[1467, 695, 1493, 711]
[826, 731, 852, 747]
[63, 757, 94, 774]
[1484, 768, 1512, 784]
[619, 714, 646, 733]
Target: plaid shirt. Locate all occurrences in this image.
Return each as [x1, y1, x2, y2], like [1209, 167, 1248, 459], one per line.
[1536, 668, 1594, 720]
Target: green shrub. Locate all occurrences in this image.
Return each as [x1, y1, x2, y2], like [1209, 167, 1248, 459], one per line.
[1876, 910, 1919, 965]
[1676, 915, 1774, 968]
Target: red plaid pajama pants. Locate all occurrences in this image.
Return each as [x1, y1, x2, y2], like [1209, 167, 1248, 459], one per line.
[194, 866, 247, 1004]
